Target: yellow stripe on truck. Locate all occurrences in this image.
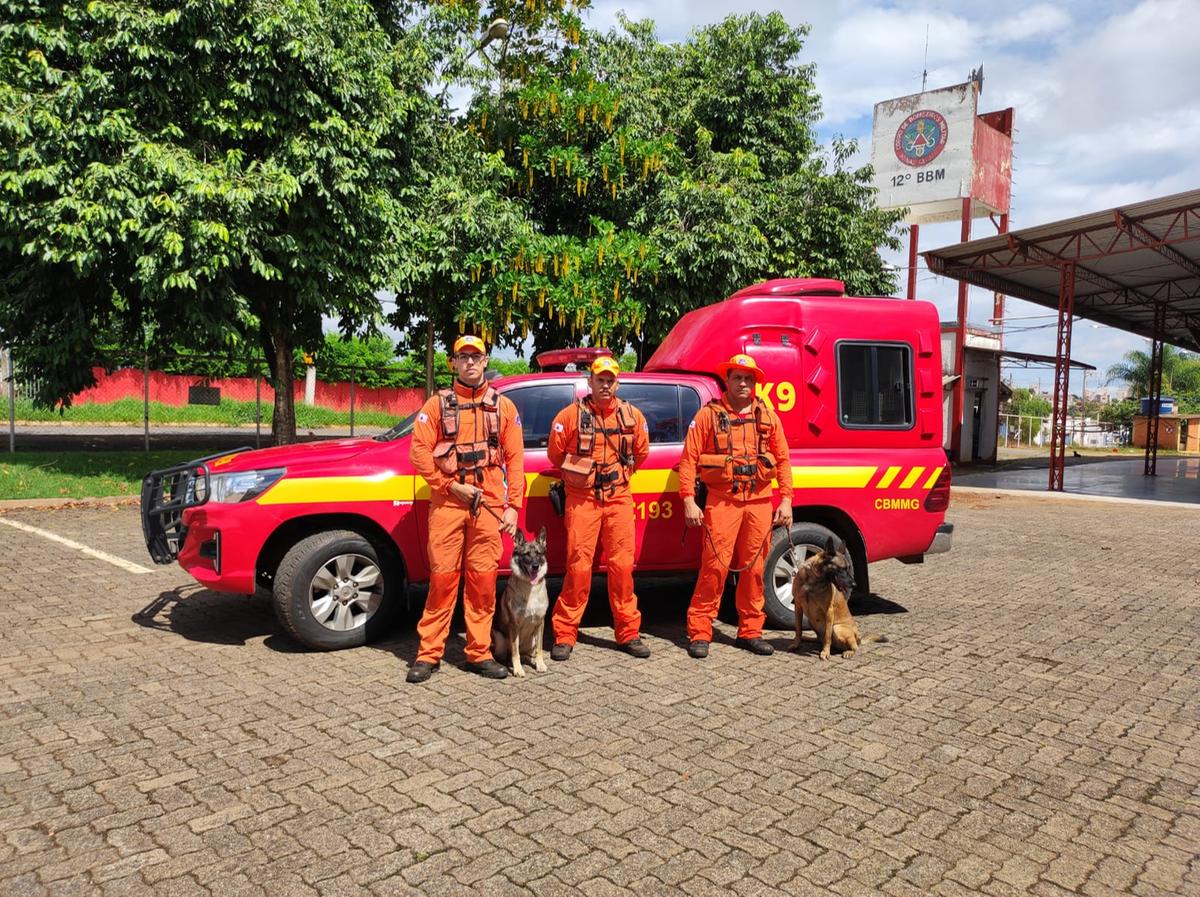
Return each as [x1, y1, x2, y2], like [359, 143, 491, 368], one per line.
[255, 465, 893, 506]
[792, 466, 877, 489]
[898, 467, 926, 490]
[257, 472, 415, 505]
[921, 466, 944, 490]
[876, 466, 902, 488]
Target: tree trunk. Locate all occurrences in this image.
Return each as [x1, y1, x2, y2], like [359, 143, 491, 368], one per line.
[425, 318, 435, 398]
[270, 322, 297, 445]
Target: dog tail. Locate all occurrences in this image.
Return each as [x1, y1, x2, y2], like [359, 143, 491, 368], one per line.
[861, 633, 888, 644]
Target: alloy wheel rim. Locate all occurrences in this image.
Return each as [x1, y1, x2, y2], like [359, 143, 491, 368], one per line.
[308, 553, 383, 631]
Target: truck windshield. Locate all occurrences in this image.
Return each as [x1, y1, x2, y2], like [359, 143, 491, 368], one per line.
[374, 414, 415, 442]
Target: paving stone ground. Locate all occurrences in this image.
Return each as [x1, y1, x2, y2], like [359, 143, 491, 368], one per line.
[0, 491, 1197, 896]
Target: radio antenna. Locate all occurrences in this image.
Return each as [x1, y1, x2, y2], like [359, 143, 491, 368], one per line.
[921, 24, 929, 91]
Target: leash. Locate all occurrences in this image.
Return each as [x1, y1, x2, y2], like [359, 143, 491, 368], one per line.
[683, 518, 788, 573]
[470, 490, 530, 541]
[469, 489, 505, 522]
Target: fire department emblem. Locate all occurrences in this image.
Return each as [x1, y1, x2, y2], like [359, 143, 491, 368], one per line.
[894, 110, 948, 167]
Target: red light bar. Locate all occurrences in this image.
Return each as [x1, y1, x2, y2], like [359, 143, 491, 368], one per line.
[534, 347, 614, 371]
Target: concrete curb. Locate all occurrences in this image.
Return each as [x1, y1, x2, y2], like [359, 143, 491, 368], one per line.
[0, 495, 139, 512]
[953, 485, 1200, 511]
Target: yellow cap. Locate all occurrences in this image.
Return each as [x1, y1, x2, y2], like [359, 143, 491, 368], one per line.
[590, 356, 621, 377]
[452, 335, 487, 355]
[715, 353, 766, 384]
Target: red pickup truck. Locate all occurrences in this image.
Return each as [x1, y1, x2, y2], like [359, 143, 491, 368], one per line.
[142, 278, 952, 650]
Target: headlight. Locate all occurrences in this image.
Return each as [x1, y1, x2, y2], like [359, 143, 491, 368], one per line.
[207, 468, 286, 504]
[191, 470, 208, 503]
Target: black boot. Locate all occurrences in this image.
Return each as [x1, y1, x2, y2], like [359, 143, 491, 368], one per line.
[406, 661, 439, 683]
[465, 658, 509, 679]
[735, 637, 775, 656]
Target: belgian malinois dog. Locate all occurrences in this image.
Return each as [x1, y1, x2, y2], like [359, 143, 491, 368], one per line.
[789, 536, 886, 659]
[492, 527, 549, 677]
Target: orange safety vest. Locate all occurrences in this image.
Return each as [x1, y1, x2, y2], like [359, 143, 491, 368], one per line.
[559, 398, 638, 495]
[697, 399, 776, 493]
[432, 385, 502, 482]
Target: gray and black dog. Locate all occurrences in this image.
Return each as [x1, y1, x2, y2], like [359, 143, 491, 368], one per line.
[491, 527, 549, 677]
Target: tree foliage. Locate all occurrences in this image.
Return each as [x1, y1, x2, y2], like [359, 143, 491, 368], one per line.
[0, 0, 429, 442]
[432, 8, 902, 361]
[3, 1, 907, 425]
[1105, 344, 1200, 397]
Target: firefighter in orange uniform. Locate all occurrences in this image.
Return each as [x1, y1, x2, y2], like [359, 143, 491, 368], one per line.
[547, 356, 652, 660]
[407, 336, 524, 682]
[679, 354, 792, 658]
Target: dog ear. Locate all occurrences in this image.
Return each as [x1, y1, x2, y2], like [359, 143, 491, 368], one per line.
[512, 528, 526, 544]
[536, 526, 547, 548]
[824, 535, 836, 555]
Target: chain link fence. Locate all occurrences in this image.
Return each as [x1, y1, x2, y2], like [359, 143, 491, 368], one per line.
[2, 348, 427, 452]
[998, 412, 1130, 450]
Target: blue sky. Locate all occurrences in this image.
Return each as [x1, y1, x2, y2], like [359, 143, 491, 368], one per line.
[584, 0, 1200, 391]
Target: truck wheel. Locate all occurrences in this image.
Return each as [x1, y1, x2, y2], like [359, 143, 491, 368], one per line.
[761, 523, 856, 631]
[273, 530, 399, 650]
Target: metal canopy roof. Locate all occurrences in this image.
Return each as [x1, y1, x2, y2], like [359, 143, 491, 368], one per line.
[996, 349, 1094, 371]
[923, 188, 1200, 352]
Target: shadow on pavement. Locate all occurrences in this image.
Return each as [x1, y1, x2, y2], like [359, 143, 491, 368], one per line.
[852, 592, 909, 617]
[131, 578, 907, 663]
[133, 585, 283, 647]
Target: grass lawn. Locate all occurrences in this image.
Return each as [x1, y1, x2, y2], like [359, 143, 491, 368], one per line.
[0, 451, 200, 500]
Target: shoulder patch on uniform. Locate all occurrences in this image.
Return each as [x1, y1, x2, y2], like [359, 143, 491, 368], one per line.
[417, 412, 428, 423]
[514, 414, 522, 427]
[688, 420, 697, 429]
[642, 422, 649, 432]
[553, 422, 564, 432]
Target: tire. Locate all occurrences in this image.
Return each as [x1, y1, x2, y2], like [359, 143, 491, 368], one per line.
[272, 529, 401, 650]
[761, 522, 856, 631]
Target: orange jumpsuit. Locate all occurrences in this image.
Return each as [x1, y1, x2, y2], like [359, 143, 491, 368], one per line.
[678, 397, 792, 642]
[547, 397, 650, 647]
[409, 381, 524, 664]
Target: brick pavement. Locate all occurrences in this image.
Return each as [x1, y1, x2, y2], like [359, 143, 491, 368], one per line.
[0, 493, 1197, 896]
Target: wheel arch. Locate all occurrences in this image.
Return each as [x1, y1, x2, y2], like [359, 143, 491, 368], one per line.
[790, 504, 869, 597]
[257, 513, 408, 592]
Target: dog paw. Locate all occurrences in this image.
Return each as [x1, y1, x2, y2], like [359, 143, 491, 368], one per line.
[843, 650, 855, 659]
[819, 650, 830, 660]
[534, 660, 547, 673]
[513, 667, 526, 678]
[785, 639, 800, 651]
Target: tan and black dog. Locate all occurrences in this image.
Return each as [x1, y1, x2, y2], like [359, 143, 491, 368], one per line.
[491, 527, 549, 677]
[788, 536, 885, 659]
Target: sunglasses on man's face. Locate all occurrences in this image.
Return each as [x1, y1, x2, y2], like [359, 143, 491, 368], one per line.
[452, 353, 487, 363]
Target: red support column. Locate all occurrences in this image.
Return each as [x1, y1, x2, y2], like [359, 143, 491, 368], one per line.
[1048, 263, 1076, 491]
[907, 224, 919, 300]
[1144, 303, 1167, 476]
[992, 213, 1009, 346]
[950, 198, 972, 461]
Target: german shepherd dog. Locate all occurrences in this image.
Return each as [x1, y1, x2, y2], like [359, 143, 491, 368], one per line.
[492, 527, 549, 677]
[789, 536, 886, 659]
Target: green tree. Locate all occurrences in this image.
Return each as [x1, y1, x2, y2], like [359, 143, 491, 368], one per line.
[448, 11, 902, 361]
[0, 0, 429, 443]
[1002, 387, 1051, 444]
[1105, 345, 1200, 397]
[1099, 398, 1138, 429]
[310, 333, 407, 389]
